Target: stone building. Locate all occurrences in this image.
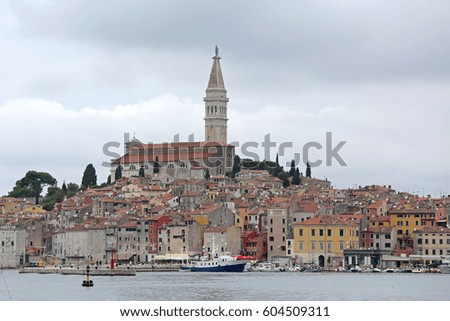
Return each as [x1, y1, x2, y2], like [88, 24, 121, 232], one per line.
[0, 225, 26, 268]
[111, 47, 234, 182]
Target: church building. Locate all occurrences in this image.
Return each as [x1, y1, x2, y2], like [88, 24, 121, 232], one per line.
[110, 47, 235, 182]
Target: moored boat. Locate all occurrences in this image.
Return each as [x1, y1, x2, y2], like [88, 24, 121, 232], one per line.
[439, 259, 450, 274]
[180, 252, 247, 272]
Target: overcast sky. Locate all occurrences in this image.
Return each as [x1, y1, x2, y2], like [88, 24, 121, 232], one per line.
[1, 0, 449, 197]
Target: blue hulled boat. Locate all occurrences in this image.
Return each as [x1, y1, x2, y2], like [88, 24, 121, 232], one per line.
[180, 252, 247, 272]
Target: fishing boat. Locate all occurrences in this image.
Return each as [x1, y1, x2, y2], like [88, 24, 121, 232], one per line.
[180, 252, 247, 272]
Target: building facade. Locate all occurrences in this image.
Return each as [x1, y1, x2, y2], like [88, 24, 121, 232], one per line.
[111, 48, 234, 182]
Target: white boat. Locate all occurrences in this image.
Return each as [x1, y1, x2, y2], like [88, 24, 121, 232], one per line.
[439, 259, 450, 274]
[180, 252, 247, 272]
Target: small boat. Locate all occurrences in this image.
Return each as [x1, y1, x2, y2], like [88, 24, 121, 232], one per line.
[439, 259, 450, 274]
[180, 252, 247, 272]
[384, 268, 395, 273]
[372, 268, 381, 273]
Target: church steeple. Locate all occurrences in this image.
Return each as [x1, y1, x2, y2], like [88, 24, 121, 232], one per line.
[204, 46, 229, 144]
[207, 46, 226, 90]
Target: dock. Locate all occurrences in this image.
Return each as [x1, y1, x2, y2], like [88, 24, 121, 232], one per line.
[19, 266, 136, 276]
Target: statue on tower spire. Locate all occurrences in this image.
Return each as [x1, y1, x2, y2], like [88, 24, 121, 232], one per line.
[215, 45, 220, 58]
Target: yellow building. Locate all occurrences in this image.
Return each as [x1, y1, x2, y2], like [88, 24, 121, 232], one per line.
[292, 215, 359, 268]
[235, 203, 252, 230]
[389, 209, 436, 238]
[0, 201, 20, 214]
[22, 205, 47, 215]
[389, 208, 437, 254]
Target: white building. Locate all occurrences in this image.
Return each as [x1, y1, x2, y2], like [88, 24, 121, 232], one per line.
[0, 225, 27, 268]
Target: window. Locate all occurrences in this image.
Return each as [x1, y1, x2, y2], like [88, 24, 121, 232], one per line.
[298, 229, 303, 237]
[269, 236, 274, 242]
[319, 242, 324, 250]
[327, 242, 332, 252]
[417, 238, 422, 245]
[327, 229, 332, 237]
[298, 242, 304, 250]
[339, 229, 344, 237]
[311, 242, 316, 250]
[385, 243, 391, 248]
[129, 164, 136, 170]
[339, 242, 344, 250]
[311, 229, 316, 237]
[319, 229, 324, 237]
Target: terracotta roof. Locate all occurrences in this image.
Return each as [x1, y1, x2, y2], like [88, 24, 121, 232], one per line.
[297, 214, 358, 226]
[415, 226, 450, 234]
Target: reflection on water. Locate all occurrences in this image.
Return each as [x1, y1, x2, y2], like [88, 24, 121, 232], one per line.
[1, 270, 449, 301]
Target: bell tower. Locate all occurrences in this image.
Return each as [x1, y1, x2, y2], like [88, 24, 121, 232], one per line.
[204, 46, 228, 144]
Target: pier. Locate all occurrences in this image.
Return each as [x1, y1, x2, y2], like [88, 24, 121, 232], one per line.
[19, 266, 136, 276]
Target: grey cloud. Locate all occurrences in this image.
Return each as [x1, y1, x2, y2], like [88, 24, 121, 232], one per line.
[10, 0, 450, 85]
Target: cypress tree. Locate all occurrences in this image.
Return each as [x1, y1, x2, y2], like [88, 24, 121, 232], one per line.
[81, 164, 97, 188]
[306, 162, 311, 178]
[139, 165, 145, 177]
[292, 168, 301, 185]
[272, 153, 280, 177]
[282, 177, 290, 188]
[61, 181, 67, 194]
[231, 155, 241, 178]
[115, 165, 122, 180]
[289, 159, 295, 177]
[205, 168, 211, 180]
[153, 156, 160, 174]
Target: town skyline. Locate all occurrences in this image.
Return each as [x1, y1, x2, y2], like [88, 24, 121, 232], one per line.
[0, 1, 449, 197]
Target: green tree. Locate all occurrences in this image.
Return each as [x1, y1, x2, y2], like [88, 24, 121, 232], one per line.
[66, 183, 79, 198]
[230, 155, 241, 178]
[61, 181, 67, 195]
[274, 153, 280, 176]
[107, 175, 111, 185]
[153, 156, 160, 174]
[205, 168, 211, 179]
[289, 160, 295, 177]
[292, 168, 301, 185]
[115, 165, 122, 180]
[139, 165, 145, 177]
[42, 186, 64, 211]
[8, 171, 57, 205]
[306, 162, 312, 178]
[282, 177, 290, 188]
[81, 164, 97, 188]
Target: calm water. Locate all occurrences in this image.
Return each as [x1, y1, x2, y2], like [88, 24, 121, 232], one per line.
[1, 270, 449, 301]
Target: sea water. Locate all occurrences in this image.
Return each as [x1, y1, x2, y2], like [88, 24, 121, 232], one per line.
[1, 270, 449, 301]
